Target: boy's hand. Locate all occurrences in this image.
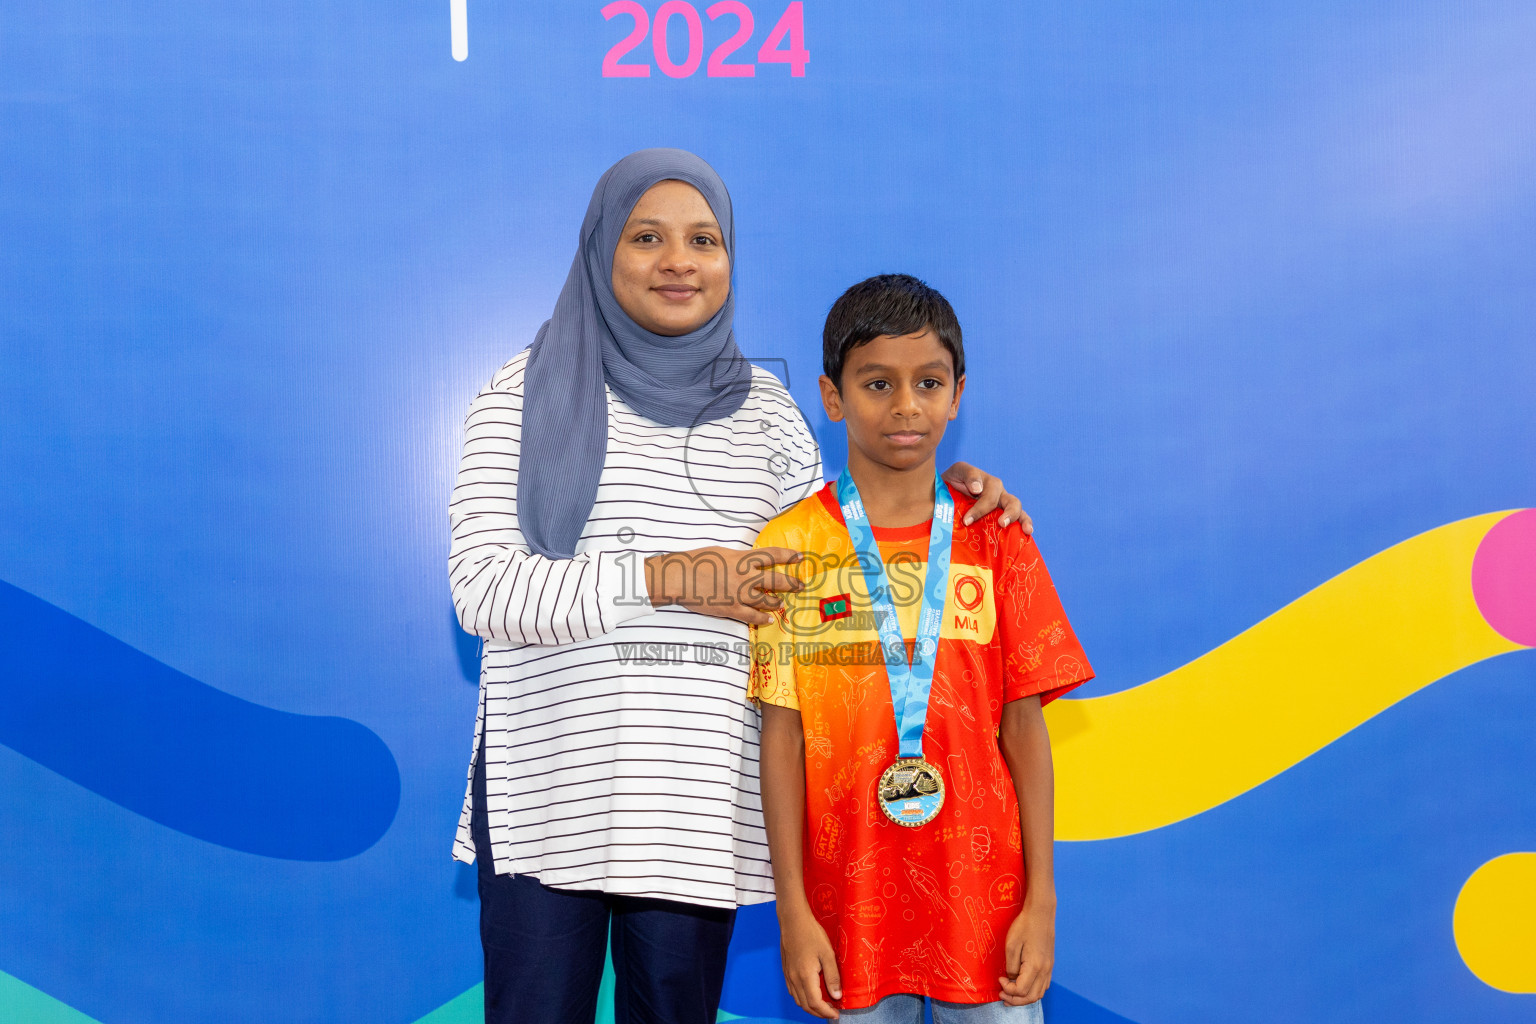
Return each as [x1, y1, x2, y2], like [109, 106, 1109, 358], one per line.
[941, 462, 1032, 532]
[779, 906, 842, 1019]
[998, 898, 1054, 1006]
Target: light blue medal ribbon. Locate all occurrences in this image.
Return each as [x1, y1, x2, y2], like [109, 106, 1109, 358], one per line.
[836, 468, 954, 825]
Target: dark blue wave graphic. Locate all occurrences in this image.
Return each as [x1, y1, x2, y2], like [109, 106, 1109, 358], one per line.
[0, 580, 399, 860]
[1042, 984, 1143, 1023]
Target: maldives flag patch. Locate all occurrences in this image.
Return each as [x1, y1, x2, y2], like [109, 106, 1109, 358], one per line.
[819, 594, 852, 622]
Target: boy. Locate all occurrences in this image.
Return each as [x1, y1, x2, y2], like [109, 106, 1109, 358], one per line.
[750, 275, 1093, 1022]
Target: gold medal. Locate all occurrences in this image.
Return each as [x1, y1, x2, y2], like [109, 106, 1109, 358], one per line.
[876, 757, 945, 827]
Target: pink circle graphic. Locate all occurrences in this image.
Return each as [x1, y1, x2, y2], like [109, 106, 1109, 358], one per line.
[1471, 509, 1536, 647]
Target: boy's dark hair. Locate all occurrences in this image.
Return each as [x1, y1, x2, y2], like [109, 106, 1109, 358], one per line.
[822, 274, 965, 389]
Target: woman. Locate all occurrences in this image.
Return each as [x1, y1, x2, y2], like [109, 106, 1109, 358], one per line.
[449, 149, 1027, 1024]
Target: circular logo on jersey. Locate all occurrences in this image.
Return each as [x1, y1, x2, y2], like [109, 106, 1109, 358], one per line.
[954, 573, 986, 612]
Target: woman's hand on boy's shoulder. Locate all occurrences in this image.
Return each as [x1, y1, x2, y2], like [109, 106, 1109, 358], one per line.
[778, 905, 843, 1019]
[941, 462, 1033, 532]
[999, 896, 1055, 1006]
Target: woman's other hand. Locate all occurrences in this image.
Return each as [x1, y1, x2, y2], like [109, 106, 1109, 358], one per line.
[942, 461, 1032, 532]
[645, 546, 804, 625]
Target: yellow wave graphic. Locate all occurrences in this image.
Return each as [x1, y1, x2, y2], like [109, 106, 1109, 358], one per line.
[1045, 510, 1532, 842]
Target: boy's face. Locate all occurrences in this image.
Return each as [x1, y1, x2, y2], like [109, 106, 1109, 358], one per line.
[819, 329, 965, 475]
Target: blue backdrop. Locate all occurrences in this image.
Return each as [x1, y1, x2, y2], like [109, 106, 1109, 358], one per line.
[1, 1, 1533, 1022]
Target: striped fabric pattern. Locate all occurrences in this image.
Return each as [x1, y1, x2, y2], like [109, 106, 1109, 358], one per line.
[450, 348, 822, 908]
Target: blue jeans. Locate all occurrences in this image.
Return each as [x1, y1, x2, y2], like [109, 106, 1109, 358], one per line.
[470, 743, 736, 1024]
[842, 993, 1045, 1024]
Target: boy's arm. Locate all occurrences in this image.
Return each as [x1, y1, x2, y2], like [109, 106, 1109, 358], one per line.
[760, 703, 843, 1020]
[997, 695, 1056, 1006]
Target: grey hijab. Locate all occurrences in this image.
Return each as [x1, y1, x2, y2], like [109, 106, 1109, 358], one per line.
[519, 148, 752, 559]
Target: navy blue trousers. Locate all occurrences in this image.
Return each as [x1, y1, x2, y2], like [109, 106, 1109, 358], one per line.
[471, 746, 737, 1024]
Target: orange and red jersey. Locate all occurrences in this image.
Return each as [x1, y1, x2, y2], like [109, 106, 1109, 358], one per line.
[750, 481, 1093, 1008]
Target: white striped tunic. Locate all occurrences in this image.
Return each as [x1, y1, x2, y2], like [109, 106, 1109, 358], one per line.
[450, 349, 822, 908]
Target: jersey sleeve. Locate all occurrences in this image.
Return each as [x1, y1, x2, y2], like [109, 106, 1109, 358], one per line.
[994, 527, 1094, 705]
[747, 519, 801, 710]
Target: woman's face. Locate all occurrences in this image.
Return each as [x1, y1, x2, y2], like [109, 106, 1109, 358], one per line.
[611, 180, 730, 336]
